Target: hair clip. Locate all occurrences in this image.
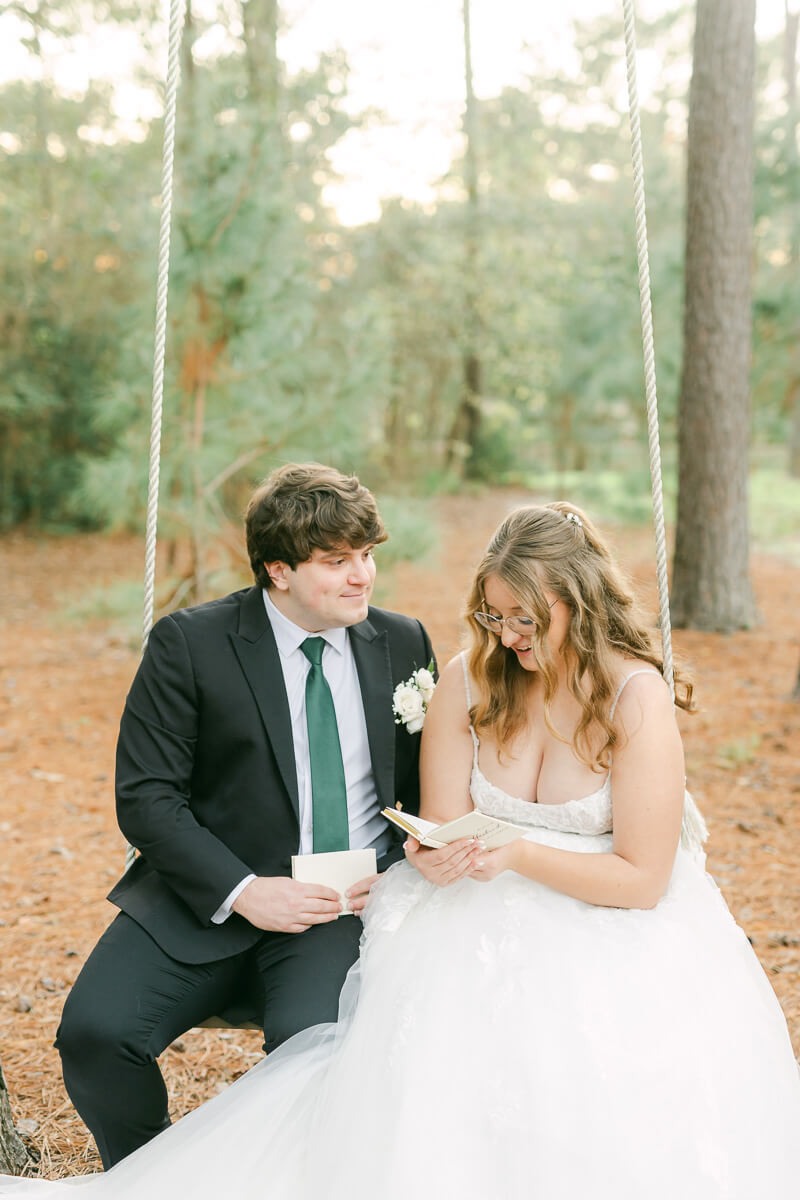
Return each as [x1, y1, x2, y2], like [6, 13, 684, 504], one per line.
[565, 511, 583, 528]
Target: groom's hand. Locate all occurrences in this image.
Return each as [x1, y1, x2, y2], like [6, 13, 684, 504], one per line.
[231, 876, 342, 933]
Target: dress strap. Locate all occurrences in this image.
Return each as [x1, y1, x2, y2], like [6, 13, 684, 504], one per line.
[459, 650, 473, 709]
[609, 668, 662, 721]
[459, 652, 480, 759]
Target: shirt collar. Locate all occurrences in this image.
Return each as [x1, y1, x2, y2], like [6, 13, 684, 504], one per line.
[263, 590, 347, 657]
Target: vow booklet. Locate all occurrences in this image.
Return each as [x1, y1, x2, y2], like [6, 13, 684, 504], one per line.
[381, 808, 528, 850]
[291, 848, 377, 916]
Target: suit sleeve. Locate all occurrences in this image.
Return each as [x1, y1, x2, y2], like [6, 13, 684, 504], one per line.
[115, 615, 254, 924]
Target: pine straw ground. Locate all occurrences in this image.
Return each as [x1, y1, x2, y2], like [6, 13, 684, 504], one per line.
[0, 491, 798, 1179]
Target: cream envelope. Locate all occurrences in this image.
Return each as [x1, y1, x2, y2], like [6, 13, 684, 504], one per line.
[290, 848, 378, 916]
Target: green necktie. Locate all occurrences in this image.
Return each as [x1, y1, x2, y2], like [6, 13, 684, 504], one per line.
[301, 637, 350, 853]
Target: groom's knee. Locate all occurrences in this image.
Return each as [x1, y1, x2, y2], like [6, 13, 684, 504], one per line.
[55, 914, 169, 1076]
[56, 978, 173, 1171]
[56, 980, 135, 1078]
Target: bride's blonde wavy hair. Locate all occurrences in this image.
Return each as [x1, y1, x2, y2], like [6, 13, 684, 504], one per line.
[466, 502, 694, 771]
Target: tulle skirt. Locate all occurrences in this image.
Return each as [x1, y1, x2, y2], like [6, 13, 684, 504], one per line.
[3, 832, 800, 1198]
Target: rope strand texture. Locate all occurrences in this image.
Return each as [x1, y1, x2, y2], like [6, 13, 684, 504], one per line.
[127, 0, 187, 874]
[142, 0, 186, 652]
[621, 0, 707, 852]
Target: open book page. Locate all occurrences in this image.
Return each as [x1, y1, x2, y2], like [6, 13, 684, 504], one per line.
[381, 808, 528, 850]
[291, 848, 377, 916]
[380, 810, 440, 842]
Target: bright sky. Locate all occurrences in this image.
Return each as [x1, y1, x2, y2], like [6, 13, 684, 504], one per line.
[0, 0, 793, 224]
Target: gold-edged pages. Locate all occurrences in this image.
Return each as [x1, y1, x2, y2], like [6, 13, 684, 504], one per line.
[381, 808, 528, 851]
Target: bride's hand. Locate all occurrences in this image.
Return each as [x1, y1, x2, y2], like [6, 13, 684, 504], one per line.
[467, 839, 523, 883]
[404, 836, 481, 887]
[345, 873, 381, 915]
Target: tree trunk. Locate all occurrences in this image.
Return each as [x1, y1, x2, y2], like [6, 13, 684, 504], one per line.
[179, 0, 196, 133]
[784, 4, 800, 476]
[671, 0, 759, 631]
[0, 1058, 30, 1176]
[785, 4, 799, 262]
[446, 0, 484, 478]
[33, 27, 53, 219]
[241, 0, 280, 115]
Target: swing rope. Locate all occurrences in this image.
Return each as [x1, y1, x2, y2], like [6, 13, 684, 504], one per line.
[142, 0, 186, 653]
[621, 0, 674, 698]
[125, 0, 187, 874]
[621, 0, 707, 852]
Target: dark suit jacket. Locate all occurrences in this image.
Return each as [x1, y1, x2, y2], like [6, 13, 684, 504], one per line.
[108, 587, 434, 964]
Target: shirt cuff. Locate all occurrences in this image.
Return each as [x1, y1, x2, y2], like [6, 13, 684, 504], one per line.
[211, 874, 256, 925]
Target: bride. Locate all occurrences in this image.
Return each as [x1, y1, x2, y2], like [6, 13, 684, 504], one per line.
[3, 502, 799, 1198]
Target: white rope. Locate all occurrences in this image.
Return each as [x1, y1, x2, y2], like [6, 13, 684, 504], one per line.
[621, 0, 707, 854]
[142, 0, 186, 651]
[126, 0, 187, 873]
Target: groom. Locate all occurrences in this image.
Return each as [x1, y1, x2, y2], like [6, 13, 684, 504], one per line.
[56, 463, 435, 1169]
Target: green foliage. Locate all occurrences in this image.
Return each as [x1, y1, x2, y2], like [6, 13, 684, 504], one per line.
[55, 17, 393, 598]
[368, 494, 438, 608]
[60, 577, 145, 632]
[373, 494, 437, 568]
[716, 734, 761, 768]
[332, 8, 693, 487]
[0, 74, 155, 527]
[522, 467, 674, 526]
[749, 466, 800, 560]
[513, 463, 800, 566]
[0, 1, 798, 553]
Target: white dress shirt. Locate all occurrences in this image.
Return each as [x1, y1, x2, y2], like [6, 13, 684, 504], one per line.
[211, 590, 390, 923]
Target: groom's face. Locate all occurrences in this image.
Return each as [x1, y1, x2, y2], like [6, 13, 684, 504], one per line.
[266, 544, 376, 631]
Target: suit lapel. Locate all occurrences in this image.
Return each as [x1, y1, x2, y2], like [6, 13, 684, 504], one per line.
[230, 588, 300, 822]
[349, 617, 396, 812]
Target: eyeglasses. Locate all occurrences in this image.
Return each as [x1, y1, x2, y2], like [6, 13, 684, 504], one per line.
[473, 597, 559, 636]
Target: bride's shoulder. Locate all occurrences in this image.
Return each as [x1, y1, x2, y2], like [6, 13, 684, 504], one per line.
[435, 651, 465, 676]
[609, 660, 672, 728]
[435, 652, 471, 695]
[426, 653, 472, 720]
[417, 656, 473, 748]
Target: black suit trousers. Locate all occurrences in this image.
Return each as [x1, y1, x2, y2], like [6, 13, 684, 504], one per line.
[56, 911, 363, 1169]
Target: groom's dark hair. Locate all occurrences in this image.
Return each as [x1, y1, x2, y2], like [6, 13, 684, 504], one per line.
[246, 462, 388, 589]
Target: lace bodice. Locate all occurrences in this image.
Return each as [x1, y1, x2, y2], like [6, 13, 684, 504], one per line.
[470, 761, 613, 836]
[461, 654, 660, 838]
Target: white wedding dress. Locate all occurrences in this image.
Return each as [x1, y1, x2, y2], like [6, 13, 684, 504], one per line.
[3, 675, 800, 1198]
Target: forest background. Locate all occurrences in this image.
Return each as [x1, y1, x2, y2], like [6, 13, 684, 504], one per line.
[1, 0, 799, 597]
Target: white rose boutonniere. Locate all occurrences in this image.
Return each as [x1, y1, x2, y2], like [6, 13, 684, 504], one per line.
[392, 661, 436, 734]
